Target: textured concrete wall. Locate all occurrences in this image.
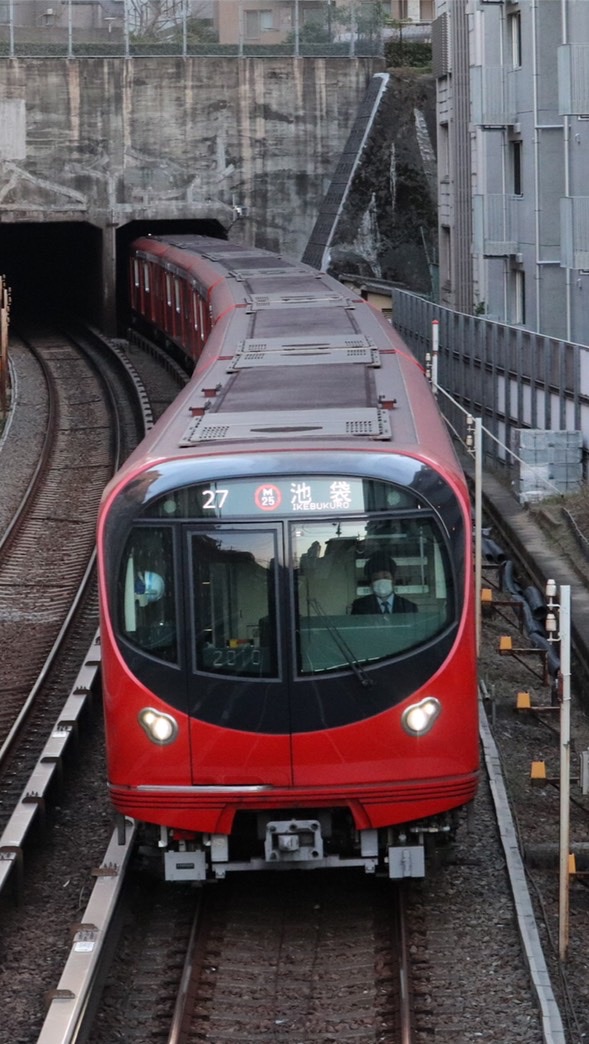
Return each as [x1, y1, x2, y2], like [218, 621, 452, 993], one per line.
[0, 57, 383, 260]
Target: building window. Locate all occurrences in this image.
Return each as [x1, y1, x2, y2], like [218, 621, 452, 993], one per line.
[508, 12, 521, 68]
[440, 225, 452, 290]
[0, 3, 9, 25]
[439, 122, 449, 183]
[244, 9, 273, 38]
[511, 140, 522, 196]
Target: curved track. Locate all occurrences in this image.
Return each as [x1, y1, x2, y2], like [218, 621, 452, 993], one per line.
[0, 324, 149, 906]
[0, 329, 119, 754]
[4, 328, 589, 1044]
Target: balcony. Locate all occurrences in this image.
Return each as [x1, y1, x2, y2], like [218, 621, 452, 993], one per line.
[558, 45, 589, 116]
[474, 194, 520, 257]
[471, 65, 517, 127]
[561, 197, 589, 270]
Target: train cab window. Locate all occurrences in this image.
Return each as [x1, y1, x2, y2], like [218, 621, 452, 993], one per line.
[191, 530, 279, 678]
[118, 527, 177, 662]
[293, 517, 454, 674]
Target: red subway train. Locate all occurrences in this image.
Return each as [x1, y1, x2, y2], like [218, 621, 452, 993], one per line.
[96, 234, 479, 881]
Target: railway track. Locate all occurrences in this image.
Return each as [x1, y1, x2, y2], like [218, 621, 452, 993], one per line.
[4, 327, 589, 1043]
[0, 329, 114, 751]
[38, 512, 580, 1044]
[0, 324, 188, 1043]
[42, 866, 415, 1044]
[0, 323, 182, 781]
[166, 875, 413, 1043]
[0, 325, 148, 820]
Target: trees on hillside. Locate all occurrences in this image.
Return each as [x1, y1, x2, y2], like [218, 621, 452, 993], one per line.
[126, 0, 216, 43]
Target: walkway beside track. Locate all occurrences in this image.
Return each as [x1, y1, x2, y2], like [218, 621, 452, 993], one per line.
[469, 460, 589, 691]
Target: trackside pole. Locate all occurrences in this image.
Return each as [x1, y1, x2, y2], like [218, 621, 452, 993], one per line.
[559, 585, 571, 961]
[0, 275, 10, 418]
[466, 415, 482, 656]
[546, 579, 571, 961]
[474, 418, 482, 656]
[431, 319, 439, 395]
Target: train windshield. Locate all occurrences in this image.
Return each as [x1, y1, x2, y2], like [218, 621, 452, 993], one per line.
[293, 517, 453, 674]
[114, 476, 457, 678]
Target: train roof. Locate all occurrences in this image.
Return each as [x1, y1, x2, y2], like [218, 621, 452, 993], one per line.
[117, 236, 465, 490]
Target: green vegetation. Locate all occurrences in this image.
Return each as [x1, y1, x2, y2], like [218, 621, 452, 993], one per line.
[385, 37, 432, 69]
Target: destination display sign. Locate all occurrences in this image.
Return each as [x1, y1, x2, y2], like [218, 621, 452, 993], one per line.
[199, 477, 365, 516]
[149, 476, 418, 520]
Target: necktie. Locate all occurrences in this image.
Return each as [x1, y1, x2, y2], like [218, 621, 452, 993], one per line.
[381, 601, 390, 614]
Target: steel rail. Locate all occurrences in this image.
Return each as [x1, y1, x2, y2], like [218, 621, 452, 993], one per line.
[166, 891, 208, 1044]
[0, 630, 102, 899]
[395, 886, 415, 1044]
[0, 326, 152, 899]
[36, 818, 138, 1044]
[0, 330, 123, 770]
[0, 333, 56, 557]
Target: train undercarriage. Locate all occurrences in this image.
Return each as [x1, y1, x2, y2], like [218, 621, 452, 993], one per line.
[129, 808, 460, 882]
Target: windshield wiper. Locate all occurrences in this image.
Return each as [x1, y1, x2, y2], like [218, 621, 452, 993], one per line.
[308, 597, 374, 688]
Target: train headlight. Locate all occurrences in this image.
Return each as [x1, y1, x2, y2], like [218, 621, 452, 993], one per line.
[138, 707, 178, 745]
[402, 697, 441, 736]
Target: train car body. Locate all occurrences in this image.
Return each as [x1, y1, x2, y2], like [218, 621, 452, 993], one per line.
[97, 235, 479, 881]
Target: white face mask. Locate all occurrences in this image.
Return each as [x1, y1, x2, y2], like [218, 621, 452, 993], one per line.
[372, 579, 393, 599]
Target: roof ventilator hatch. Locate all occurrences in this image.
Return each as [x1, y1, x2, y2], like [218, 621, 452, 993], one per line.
[229, 267, 312, 279]
[179, 408, 392, 446]
[228, 335, 380, 369]
[246, 292, 346, 309]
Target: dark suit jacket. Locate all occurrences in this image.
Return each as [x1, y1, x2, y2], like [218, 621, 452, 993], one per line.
[351, 593, 417, 615]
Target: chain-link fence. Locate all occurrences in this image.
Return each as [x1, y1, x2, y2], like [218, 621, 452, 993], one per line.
[0, 0, 397, 57]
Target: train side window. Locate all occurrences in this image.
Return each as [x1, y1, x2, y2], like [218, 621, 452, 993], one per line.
[174, 278, 182, 314]
[118, 526, 177, 663]
[165, 273, 172, 308]
[132, 259, 140, 288]
[142, 262, 150, 294]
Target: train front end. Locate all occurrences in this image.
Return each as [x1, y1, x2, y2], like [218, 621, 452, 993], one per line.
[98, 448, 478, 881]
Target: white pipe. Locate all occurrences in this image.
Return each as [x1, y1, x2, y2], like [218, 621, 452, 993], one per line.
[562, 0, 572, 340]
[531, 0, 541, 332]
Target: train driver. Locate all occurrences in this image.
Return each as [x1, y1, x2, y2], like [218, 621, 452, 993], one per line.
[351, 552, 417, 616]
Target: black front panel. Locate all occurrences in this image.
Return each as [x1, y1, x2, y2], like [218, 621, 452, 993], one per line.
[105, 457, 466, 734]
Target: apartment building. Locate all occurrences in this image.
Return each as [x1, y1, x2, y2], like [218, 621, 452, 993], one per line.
[434, 0, 589, 342]
[0, 1, 420, 45]
[0, 1, 124, 28]
[217, 0, 393, 46]
[390, 0, 433, 23]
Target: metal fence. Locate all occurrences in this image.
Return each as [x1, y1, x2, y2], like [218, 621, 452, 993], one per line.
[0, 0, 396, 58]
[392, 288, 589, 483]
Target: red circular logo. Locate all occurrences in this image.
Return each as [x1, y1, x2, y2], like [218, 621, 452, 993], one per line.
[254, 484, 282, 511]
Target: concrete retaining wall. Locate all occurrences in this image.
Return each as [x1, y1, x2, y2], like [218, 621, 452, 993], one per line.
[0, 57, 383, 259]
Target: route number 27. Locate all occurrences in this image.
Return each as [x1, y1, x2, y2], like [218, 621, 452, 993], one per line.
[202, 488, 229, 510]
